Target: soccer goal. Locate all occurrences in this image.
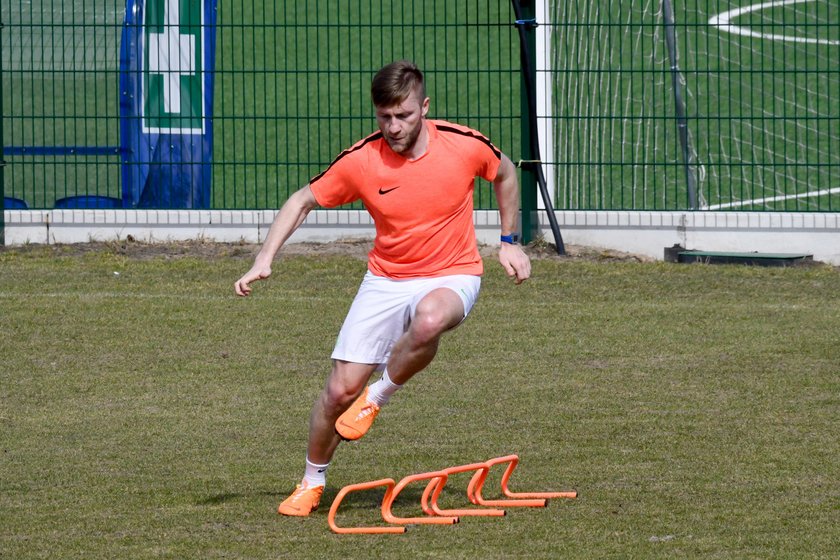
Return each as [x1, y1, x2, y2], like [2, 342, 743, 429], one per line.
[542, 0, 839, 212]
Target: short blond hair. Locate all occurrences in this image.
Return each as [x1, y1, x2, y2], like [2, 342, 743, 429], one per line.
[371, 60, 426, 108]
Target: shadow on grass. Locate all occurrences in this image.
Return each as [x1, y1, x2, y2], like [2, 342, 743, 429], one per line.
[196, 491, 279, 506]
[198, 483, 478, 510]
[195, 486, 425, 508]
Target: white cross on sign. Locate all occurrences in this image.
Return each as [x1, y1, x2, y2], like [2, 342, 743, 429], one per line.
[147, 0, 196, 114]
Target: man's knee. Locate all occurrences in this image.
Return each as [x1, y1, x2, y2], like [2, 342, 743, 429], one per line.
[320, 362, 372, 414]
[411, 291, 464, 344]
[410, 310, 448, 346]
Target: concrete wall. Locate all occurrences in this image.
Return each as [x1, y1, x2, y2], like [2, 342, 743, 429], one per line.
[5, 209, 840, 265]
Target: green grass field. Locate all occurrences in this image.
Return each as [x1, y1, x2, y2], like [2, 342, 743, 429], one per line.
[1, 243, 838, 558]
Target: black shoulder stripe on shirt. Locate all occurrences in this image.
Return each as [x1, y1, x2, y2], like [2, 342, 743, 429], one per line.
[436, 124, 501, 160]
[310, 131, 384, 184]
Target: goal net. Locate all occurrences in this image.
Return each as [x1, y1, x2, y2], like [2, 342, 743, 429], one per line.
[544, 0, 839, 211]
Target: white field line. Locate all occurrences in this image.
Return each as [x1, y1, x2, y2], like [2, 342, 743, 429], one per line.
[0, 292, 332, 302]
[709, 0, 840, 45]
[703, 187, 840, 210]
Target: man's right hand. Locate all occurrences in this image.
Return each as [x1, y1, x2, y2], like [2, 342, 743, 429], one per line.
[233, 185, 318, 297]
[234, 264, 272, 297]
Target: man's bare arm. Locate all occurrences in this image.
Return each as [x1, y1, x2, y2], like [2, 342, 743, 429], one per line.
[493, 154, 531, 284]
[234, 185, 319, 296]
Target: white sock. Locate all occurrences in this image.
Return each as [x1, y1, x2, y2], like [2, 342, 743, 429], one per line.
[302, 456, 329, 487]
[367, 368, 402, 407]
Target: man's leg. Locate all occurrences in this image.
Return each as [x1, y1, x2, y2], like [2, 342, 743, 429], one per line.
[278, 360, 376, 517]
[308, 360, 379, 463]
[336, 287, 465, 440]
[385, 287, 465, 384]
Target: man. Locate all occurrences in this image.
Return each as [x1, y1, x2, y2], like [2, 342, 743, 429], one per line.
[234, 60, 531, 517]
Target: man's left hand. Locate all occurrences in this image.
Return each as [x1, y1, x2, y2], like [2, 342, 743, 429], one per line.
[499, 243, 531, 284]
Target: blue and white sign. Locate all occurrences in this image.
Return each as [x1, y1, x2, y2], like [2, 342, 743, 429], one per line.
[120, 0, 216, 208]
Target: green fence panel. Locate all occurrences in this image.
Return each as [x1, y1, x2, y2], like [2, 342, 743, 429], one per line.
[2, 1, 838, 212]
[212, 1, 519, 210]
[2, 1, 124, 209]
[1, 0, 519, 211]
[551, 0, 839, 211]
[692, 0, 839, 211]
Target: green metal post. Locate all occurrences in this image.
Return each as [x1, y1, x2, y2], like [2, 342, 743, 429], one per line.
[1, 11, 5, 245]
[518, 0, 538, 243]
[662, 0, 697, 210]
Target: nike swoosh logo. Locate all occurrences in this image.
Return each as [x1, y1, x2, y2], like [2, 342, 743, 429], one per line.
[336, 419, 361, 438]
[378, 186, 400, 195]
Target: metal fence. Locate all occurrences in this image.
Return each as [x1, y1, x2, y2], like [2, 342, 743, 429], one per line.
[2, 1, 838, 213]
[552, 0, 839, 212]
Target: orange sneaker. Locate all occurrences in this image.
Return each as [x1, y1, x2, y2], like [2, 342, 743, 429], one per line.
[277, 481, 324, 517]
[335, 387, 381, 441]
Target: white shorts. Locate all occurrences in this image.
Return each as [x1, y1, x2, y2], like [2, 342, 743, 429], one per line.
[332, 271, 481, 365]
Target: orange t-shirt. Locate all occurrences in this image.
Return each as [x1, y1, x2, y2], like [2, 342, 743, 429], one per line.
[309, 119, 502, 279]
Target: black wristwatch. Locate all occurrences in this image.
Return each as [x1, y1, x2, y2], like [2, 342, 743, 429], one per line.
[500, 233, 520, 244]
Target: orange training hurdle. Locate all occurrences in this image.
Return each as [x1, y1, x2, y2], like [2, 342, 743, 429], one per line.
[327, 454, 576, 534]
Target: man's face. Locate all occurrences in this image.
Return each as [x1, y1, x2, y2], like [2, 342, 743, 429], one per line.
[375, 92, 429, 155]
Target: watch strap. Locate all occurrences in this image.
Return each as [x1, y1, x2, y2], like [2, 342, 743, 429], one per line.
[500, 233, 520, 244]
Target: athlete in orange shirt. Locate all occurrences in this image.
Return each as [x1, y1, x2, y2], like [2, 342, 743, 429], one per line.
[235, 60, 530, 517]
